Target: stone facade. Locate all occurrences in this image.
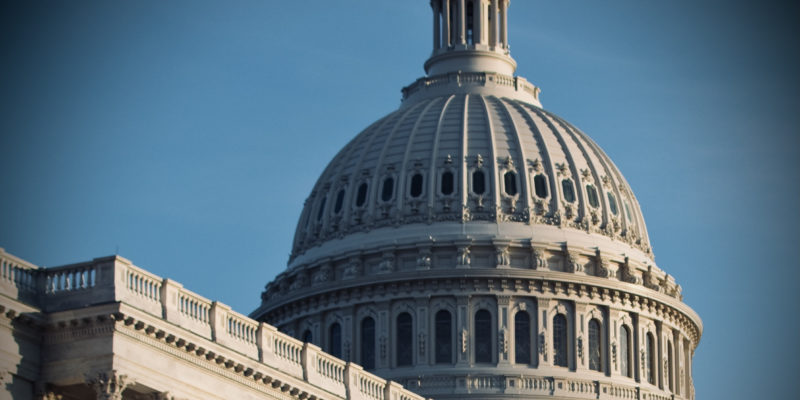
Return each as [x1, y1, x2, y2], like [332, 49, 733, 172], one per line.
[0, 249, 426, 400]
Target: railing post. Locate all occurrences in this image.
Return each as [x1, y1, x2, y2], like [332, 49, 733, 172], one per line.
[385, 381, 403, 400]
[210, 301, 231, 346]
[344, 362, 364, 400]
[257, 322, 278, 364]
[302, 342, 321, 384]
[108, 256, 129, 303]
[160, 279, 183, 323]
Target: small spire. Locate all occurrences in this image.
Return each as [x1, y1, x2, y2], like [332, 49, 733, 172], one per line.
[426, 0, 516, 76]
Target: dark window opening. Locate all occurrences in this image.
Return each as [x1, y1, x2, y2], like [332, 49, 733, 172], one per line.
[553, 314, 568, 367]
[514, 311, 531, 364]
[410, 173, 424, 198]
[329, 323, 342, 359]
[361, 317, 376, 369]
[646, 333, 655, 384]
[586, 185, 599, 208]
[474, 309, 492, 363]
[607, 193, 618, 215]
[588, 319, 601, 371]
[381, 177, 394, 202]
[504, 171, 518, 196]
[356, 182, 368, 207]
[472, 170, 486, 195]
[435, 310, 452, 364]
[534, 174, 548, 198]
[316, 197, 326, 221]
[334, 189, 345, 214]
[620, 325, 631, 378]
[396, 313, 413, 366]
[562, 179, 575, 203]
[441, 171, 455, 195]
[302, 329, 313, 344]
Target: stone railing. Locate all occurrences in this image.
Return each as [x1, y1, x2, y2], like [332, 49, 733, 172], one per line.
[0, 249, 427, 400]
[401, 71, 541, 103]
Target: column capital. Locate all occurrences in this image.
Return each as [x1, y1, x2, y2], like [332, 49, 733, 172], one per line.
[86, 370, 130, 400]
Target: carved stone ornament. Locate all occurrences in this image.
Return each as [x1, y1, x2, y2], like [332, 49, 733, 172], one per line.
[380, 336, 387, 360]
[498, 329, 509, 354]
[342, 257, 362, 280]
[87, 370, 129, 400]
[312, 263, 333, 285]
[289, 272, 309, 290]
[532, 247, 547, 270]
[416, 248, 432, 270]
[456, 245, 471, 268]
[611, 342, 618, 369]
[565, 251, 583, 273]
[418, 333, 426, 355]
[495, 246, 510, 267]
[35, 392, 63, 400]
[376, 252, 395, 274]
[460, 328, 469, 354]
[577, 336, 584, 363]
[538, 332, 547, 361]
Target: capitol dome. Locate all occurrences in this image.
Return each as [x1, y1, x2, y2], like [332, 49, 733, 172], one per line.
[253, 2, 701, 399]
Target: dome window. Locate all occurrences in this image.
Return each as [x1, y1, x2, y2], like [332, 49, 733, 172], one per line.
[553, 314, 568, 367]
[588, 319, 601, 371]
[361, 317, 376, 370]
[441, 171, 455, 195]
[561, 179, 576, 203]
[514, 310, 531, 364]
[646, 332, 656, 384]
[381, 177, 395, 202]
[316, 197, 327, 221]
[586, 185, 599, 208]
[472, 170, 486, 195]
[334, 189, 345, 214]
[410, 173, 424, 198]
[620, 325, 631, 378]
[503, 171, 518, 196]
[329, 323, 342, 359]
[474, 309, 492, 363]
[534, 174, 548, 198]
[396, 312, 413, 366]
[607, 192, 618, 215]
[355, 182, 368, 207]
[435, 310, 452, 364]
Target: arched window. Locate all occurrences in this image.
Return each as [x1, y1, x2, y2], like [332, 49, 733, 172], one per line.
[586, 185, 599, 208]
[410, 173, 424, 198]
[361, 317, 375, 369]
[396, 312, 413, 366]
[474, 309, 492, 363]
[588, 319, 602, 371]
[646, 332, 656, 384]
[620, 325, 631, 378]
[441, 170, 455, 195]
[668, 341, 674, 392]
[503, 171, 518, 196]
[302, 329, 313, 344]
[607, 192, 618, 215]
[514, 310, 531, 364]
[553, 314, 568, 367]
[472, 170, 486, 195]
[435, 310, 452, 364]
[534, 174, 548, 198]
[355, 182, 368, 207]
[334, 189, 345, 214]
[465, 0, 474, 44]
[381, 177, 395, 202]
[329, 323, 342, 359]
[561, 179, 576, 203]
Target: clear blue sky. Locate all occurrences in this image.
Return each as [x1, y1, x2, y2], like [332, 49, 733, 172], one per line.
[1, 1, 798, 398]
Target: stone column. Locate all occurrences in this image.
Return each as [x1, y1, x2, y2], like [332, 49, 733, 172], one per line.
[456, 296, 470, 366]
[474, 0, 483, 44]
[86, 370, 129, 400]
[377, 301, 390, 369]
[500, 0, 508, 49]
[457, 0, 466, 44]
[536, 298, 550, 367]
[432, 0, 441, 50]
[496, 296, 510, 365]
[443, 0, 451, 47]
[490, 0, 499, 48]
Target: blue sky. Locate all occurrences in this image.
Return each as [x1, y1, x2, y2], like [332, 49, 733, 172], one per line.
[1, 1, 798, 398]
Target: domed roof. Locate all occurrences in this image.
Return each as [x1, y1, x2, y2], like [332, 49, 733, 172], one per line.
[289, 91, 653, 271]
